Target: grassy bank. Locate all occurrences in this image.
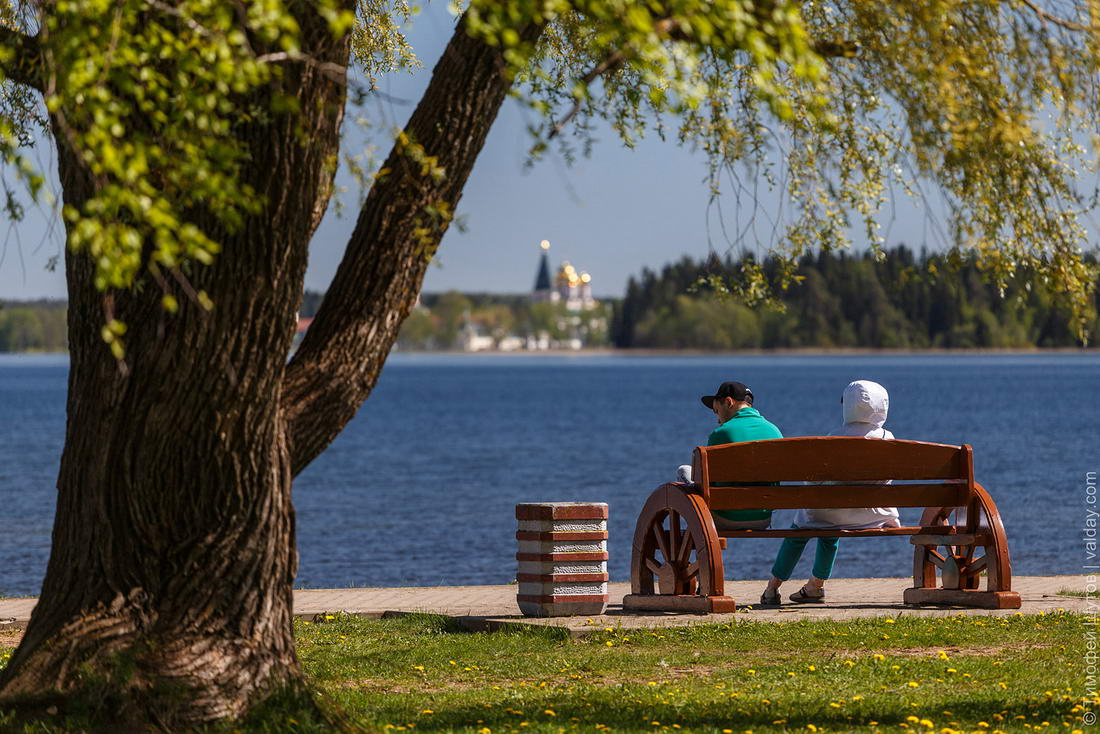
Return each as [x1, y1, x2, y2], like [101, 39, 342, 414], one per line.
[0, 611, 1091, 733]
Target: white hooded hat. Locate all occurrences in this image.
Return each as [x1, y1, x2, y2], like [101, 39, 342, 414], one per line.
[794, 378, 900, 530]
[842, 380, 889, 427]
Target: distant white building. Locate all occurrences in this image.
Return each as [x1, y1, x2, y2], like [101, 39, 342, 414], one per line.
[497, 335, 525, 352]
[459, 319, 495, 352]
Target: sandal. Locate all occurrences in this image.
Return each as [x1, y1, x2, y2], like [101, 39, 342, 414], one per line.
[789, 586, 825, 604]
[759, 589, 781, 606]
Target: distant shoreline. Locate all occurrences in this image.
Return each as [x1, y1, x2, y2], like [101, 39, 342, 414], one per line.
[2, 346, 1098, 358]
[391, 346, 1099, 356]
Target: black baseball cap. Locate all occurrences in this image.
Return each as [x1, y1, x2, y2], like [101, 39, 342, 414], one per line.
[701, 381, 754, 409]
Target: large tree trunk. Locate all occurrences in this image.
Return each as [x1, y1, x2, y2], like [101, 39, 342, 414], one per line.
[0, 13, 350, 728]
[0, 11, 541, 730]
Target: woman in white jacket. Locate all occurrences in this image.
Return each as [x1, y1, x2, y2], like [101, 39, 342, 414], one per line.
[759, 380, 900, 605]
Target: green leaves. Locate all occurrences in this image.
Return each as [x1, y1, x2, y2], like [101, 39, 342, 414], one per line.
[350, 0, 420, 87]
[2, 0, 1099, 350]
[502, 0, 1100, 341]
[46, 0, 285, 299]
[100, 317, 127, 360]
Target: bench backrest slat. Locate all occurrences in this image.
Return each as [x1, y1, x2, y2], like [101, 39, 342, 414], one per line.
[693, 437, 974, 510]
[707, 483, 969, 511]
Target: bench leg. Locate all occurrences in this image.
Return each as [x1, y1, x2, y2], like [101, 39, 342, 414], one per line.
[903, 588, 1021, 609]
[623, 593, 736, 613]
[908, 485, 1019, 609]
[625, 483, 734, 613]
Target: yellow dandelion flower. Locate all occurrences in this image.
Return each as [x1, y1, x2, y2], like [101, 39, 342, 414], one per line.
[544, 710, 556, 717]
[884, 619, 896, 624]
[420, 709, 433, 714]
[605, 641, 614, 647]
[937, 651, 949, 660]
[907, 716, 920, 723]
[843, 660, 856, 666]
[908, 681, 920, 688]
[873, 654, 886, 661]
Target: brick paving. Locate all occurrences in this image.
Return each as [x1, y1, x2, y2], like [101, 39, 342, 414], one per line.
[0, 575, 1087, 637]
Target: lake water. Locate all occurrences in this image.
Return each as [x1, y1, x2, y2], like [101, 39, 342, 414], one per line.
[0, 352, 1097, 597]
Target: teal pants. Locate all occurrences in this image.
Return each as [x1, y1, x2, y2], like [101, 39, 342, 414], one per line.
[771, 526, 839, 581]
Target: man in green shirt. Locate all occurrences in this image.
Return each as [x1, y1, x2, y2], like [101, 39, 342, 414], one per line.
[678, 381, 784, 530]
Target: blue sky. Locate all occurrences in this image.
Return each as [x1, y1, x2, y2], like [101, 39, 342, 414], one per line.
[1, 6, 975, 302]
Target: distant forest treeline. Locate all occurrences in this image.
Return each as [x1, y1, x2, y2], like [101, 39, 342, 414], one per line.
[611, 246, 1099, 349]
[0, 300, 67, 352]
[3, 245, 1098, 351]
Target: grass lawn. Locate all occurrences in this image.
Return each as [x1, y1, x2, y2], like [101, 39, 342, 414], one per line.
[0, 611, 1092, 733]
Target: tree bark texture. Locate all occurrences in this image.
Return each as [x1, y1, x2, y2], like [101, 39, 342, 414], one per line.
[0, 11, 541, 729]
[0, 10, 349, 727]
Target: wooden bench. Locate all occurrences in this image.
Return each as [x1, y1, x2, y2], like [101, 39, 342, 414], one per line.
[622, 437, 1021, 613]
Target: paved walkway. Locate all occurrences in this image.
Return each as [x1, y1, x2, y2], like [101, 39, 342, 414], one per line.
[0, 575, 1087, 637]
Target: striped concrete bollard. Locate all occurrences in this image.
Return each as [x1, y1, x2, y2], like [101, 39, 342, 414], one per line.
[515, 502, 609, 617]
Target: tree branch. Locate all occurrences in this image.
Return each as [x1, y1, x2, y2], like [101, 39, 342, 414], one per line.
[548, 49, 625, 139]
[1017, 0, 1097, 32]
[0, 25, 44, 92]
[546, 16, 858, 140]
[280, 16, 543, 477]
[255, 52, 348, 85]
